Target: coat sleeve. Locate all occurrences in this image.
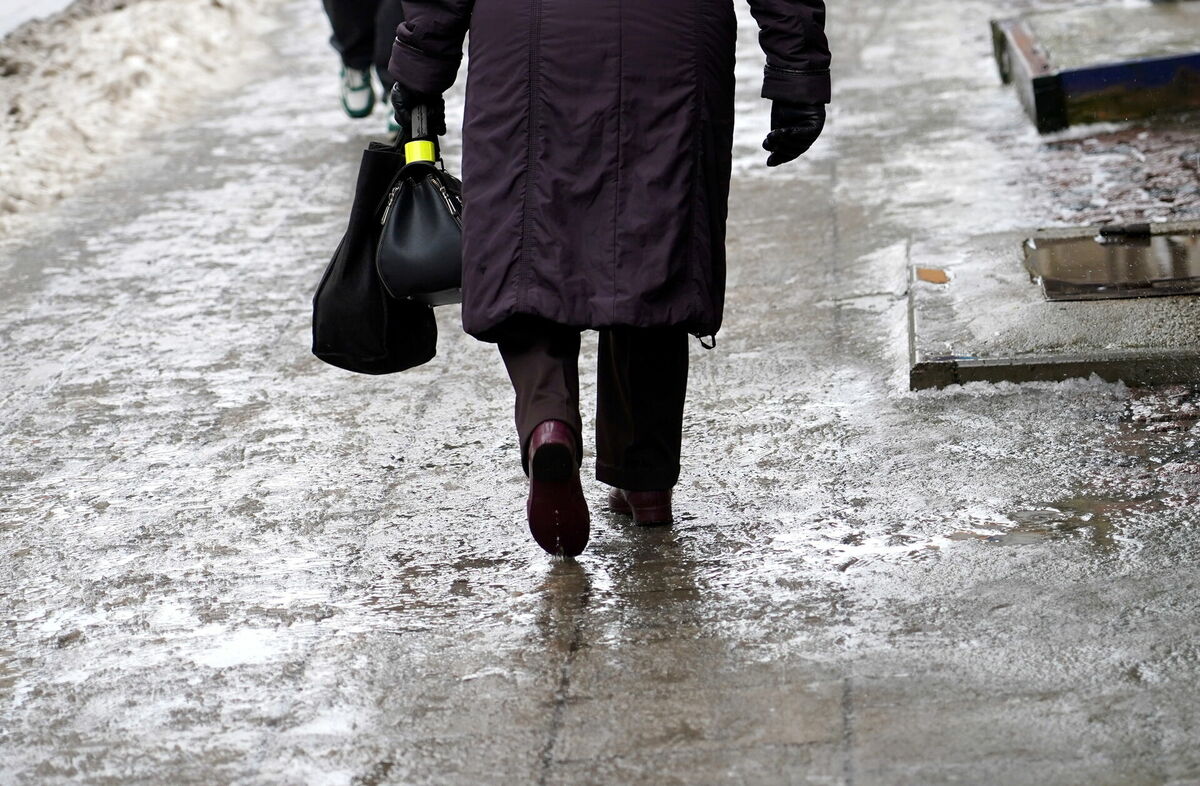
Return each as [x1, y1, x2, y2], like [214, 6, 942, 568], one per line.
[388, 0, 474, 95]
[745, 0, 831, 104]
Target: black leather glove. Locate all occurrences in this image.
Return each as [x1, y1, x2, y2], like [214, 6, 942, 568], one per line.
[390, 83, 447, 142]
[763, 101, 826, 167]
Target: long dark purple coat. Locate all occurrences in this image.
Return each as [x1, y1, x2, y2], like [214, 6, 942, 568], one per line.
[390, 0, 830, 340]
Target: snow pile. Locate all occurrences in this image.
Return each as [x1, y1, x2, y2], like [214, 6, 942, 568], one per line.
[1, 0, 79, 38]
[0, 0, 278, 234]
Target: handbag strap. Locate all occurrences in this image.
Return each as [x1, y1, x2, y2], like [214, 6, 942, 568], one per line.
[411, 105, 429, 139]
[405, 106, 442, 165]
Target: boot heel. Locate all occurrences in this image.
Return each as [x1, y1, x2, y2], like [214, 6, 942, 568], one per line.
[609, 489, 673, 527]
[530, 441, 573, 483]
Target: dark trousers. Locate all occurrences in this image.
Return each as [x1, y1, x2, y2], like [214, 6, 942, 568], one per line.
[498, 319, 689, 491]
[321, 0, 405, 90]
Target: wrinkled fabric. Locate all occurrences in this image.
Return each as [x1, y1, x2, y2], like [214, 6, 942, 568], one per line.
[390, 0, 830, 339]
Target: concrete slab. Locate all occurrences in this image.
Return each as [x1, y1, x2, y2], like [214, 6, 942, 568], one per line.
[908, 220, 1200, 390]
[992, 3, 1200, 132]
[1030, 4, 1200, 72]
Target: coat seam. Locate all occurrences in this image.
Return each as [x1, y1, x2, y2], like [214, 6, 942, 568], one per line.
[611, 0, 622, 324]
[518, 0, 544, 313]
[688, 0, 703, 327]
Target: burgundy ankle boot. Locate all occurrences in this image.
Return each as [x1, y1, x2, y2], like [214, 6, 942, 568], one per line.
[526, 420, 589, 557]
[607, 488, 673, 527]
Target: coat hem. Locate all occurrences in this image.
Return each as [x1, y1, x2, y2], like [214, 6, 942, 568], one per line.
[466, 310, 719, 344]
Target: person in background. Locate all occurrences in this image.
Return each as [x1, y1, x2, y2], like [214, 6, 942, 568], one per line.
[322, 0, 405, 132]
[388, 0, 830, 558]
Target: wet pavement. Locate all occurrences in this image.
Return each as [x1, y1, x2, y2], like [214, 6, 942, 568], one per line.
[2, 0, 1200, 783]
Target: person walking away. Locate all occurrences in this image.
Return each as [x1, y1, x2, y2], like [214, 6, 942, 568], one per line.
[322, 0, 405, 130]
[388, 0, 830, 557]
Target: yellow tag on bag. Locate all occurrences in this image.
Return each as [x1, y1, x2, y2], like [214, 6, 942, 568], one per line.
[405, 140, 436, 163]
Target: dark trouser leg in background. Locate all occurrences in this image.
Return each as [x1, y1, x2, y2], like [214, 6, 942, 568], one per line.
[497, 319, 584, 473]
[321, 0, 379, 70]
[371, 0, 405, 92]
[595, 326, 689, 492]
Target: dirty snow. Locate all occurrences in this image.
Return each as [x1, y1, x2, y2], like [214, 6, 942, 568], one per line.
[0, 0, 77, 37]
[0, 0, 277, 236]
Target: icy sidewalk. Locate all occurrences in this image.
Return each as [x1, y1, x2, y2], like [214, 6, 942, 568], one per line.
[2, 0, 1200, 783]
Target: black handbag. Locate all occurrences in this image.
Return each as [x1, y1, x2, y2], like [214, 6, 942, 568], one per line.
[311, 139, 437, 375]
[376, 140, 463, 306]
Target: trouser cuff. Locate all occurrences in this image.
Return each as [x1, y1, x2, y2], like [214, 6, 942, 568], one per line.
[595, 461, 680, 492]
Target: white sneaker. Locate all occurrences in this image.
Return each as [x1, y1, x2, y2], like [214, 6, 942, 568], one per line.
[339, 66, 375, 119]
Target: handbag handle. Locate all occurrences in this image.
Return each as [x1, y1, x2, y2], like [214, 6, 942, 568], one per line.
[405, 105, 440, 163]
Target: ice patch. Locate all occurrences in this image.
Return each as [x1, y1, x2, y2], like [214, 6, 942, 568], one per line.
[895, 373, 1129, 401]
[192, 626, 285, 668]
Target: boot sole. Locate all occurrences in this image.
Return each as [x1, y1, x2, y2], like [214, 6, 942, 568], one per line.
[528, 443, 589, 557]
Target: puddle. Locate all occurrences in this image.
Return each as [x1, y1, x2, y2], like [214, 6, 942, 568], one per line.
[1024, 229, 1200, 301]
[946, 385, 1200, 550]
[959, 499, 1123, 549]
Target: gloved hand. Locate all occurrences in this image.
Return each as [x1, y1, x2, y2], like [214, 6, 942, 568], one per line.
[390, 82, 447, 141]
[762, 101, 826, 167]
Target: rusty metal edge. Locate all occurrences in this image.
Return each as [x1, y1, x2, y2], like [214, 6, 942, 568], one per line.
[991, 18, 1069, 132]
[910, 350, 1200, 391]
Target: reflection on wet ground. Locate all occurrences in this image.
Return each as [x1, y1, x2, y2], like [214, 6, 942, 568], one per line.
[1025, 231, 1200, 302]
[954, 501, 1123, 549]
[946, 386, 1199, 550]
